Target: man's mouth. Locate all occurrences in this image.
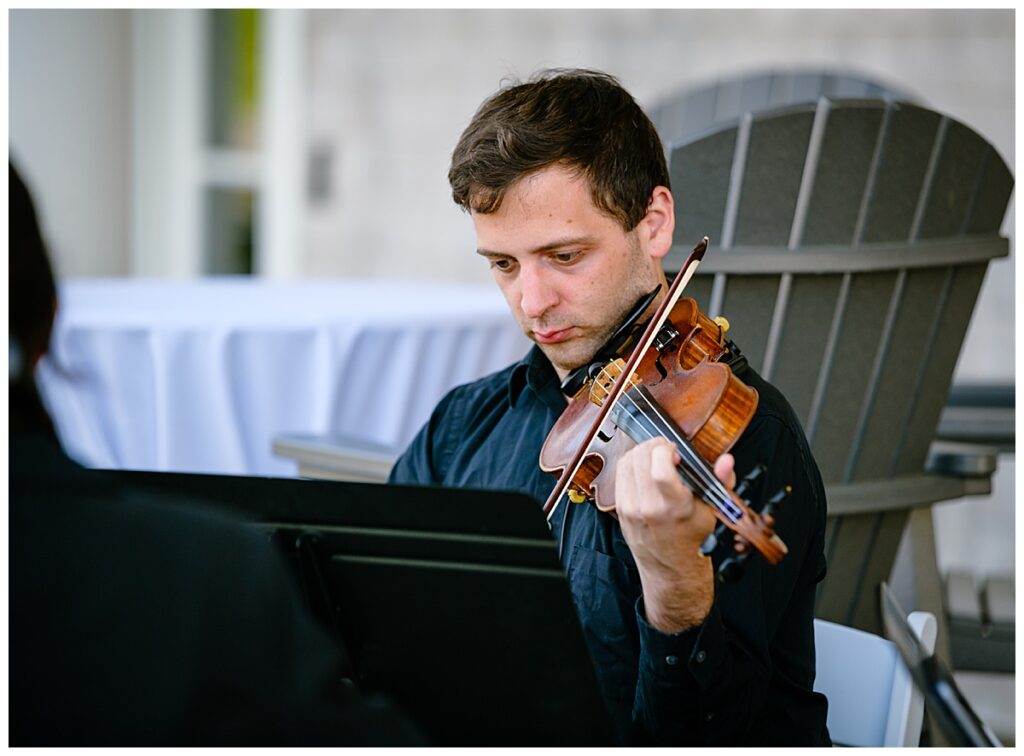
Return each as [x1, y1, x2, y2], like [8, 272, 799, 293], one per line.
[533, 327, 575, 345]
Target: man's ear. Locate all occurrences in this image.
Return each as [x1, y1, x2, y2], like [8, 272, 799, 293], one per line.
[641, 186, 675, 260]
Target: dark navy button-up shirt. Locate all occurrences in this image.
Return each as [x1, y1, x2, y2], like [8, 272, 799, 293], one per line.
[389, 345, 831, 745]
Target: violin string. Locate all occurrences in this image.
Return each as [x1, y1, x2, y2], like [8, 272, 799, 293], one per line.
[619, 386, 741, 520]
[631, 389, 744, 522]
[625, 414, 724, 515]
[625, 386, 736, 505]
[613, 385, 742, 523]
[596, 369, 731, 513]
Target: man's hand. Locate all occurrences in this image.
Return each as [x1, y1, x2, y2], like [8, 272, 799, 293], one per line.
[614, 437, 736, 633]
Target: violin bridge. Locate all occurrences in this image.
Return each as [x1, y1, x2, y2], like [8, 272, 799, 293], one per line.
[590, 358, 642, 408]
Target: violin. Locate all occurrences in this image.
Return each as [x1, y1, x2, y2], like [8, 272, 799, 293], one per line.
[539, 237, 788, 580]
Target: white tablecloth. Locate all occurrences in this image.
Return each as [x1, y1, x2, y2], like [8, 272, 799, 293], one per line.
[38, 278, 531, 476]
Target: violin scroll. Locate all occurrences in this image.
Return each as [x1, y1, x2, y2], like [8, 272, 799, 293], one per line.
[703, 477, 791, 582]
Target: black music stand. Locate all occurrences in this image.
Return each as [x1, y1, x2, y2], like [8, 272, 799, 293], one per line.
[880, 582, 1002, 747]
[112, 470, 616, 746]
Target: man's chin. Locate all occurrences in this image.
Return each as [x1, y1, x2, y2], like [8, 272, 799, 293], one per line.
[534, 340, 598, 376]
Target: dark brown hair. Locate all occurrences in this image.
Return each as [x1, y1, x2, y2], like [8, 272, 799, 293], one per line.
[448, 68, 670, 231]
[10, 162, 58, 435]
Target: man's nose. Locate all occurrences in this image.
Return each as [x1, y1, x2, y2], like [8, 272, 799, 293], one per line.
[519, 263, 559, 320]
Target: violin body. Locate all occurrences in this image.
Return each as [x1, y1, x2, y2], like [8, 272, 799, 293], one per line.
[540, 296, 757, 510]
[540, 295, 787, 567]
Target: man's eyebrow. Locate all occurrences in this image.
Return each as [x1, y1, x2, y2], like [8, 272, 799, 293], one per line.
[476, 235, 598, 257]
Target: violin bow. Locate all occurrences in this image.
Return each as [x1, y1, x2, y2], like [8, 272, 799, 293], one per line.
[543, 236, 709, 523]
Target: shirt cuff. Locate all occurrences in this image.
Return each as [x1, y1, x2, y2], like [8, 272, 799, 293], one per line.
[635, 596, 726, 690]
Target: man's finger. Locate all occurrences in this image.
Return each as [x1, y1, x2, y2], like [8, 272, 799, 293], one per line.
[713, 452, 736, 490]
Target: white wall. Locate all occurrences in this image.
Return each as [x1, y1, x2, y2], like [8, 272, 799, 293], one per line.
[9, 9, 132, 278]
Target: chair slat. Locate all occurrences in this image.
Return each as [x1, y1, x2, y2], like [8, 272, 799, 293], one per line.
[790, 72, 827, 103]
[860, 105, 942, 244]
[817, 510, 911, 628]
[846, 510, 913, 629]
[671, 128, 736, 246]
[895, 263, 988, 473]
[853, 267, 949, 479]
[734, 73, 774, 119]
[811, 271, 898, 484]
[803, 103, 886, 245]
[827, 75, 873, 99]
[772, 274, 847, 431]
[711, 77, 743, 125]
[964, 148, 1014, 234]
[919, 119, 990, 240]
[788, 100, 831, 249]
[734, 109, 815, 247]
[718, 274, 782, 374]
[806, 273, 853, 446]
[766, 72, 798, 107]
[677, 85, 717, 144]
[817, 513, 878, 621]
[844, 271, 908, 481]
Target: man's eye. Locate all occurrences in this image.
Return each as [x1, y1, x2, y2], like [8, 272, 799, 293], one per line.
[490, 258, 514, 272]
[553, 250, 580, 264]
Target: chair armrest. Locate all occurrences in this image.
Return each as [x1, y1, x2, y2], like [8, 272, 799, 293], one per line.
[926, 441, 999, 477]
[826, 443, 997, 517]
[936, 383, 1014, 452]
[272, 433, 399, 482]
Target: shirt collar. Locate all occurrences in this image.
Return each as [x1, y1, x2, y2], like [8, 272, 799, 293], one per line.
[507, 345, 562, 409]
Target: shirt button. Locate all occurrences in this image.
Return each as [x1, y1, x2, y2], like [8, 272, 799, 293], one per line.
[665, 655, 680, 666]
[695, 650, 707, 663]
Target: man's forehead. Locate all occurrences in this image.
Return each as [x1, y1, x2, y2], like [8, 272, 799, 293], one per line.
[471, 176, 619, 250]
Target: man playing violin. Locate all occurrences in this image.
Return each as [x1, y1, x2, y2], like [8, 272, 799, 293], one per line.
[390, 69, 830, 746]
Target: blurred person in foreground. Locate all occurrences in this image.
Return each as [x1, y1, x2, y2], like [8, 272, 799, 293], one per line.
[8, 163, 424, 746]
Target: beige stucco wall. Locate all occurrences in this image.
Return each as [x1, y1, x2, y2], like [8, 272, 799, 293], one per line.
[304, 9, 1013, 285]
[10, 9, 133, 277]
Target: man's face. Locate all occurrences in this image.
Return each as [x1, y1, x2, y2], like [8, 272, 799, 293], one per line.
[472, 164, 672, 381]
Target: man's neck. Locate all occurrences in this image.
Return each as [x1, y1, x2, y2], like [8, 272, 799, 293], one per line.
[553, 280, 668, 396]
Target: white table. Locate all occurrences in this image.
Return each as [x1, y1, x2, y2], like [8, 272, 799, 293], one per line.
[38, 278, 531, 476]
